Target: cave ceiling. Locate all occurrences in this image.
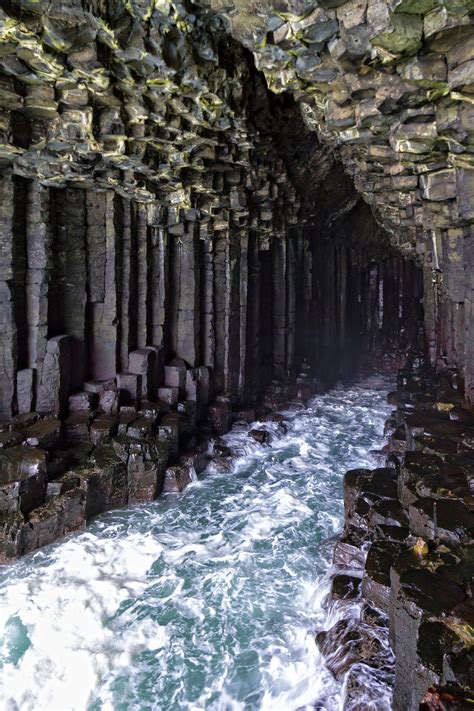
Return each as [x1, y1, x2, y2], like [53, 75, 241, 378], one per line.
[0, 0, 473, 262]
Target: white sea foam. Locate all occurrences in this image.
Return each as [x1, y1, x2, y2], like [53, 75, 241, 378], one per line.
[0, 376, 393, 710]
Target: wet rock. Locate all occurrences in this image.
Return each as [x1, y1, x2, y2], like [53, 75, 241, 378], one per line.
[47, 445, 92, 480]
[369, 497, 409, 532]
[36, 336, 71, 415]
[120, 437, 169, 503]
[213, 439, 231, 457]
[84, 379, 116, 395]
[449, 407, 474, 425]
[89, 415, 118, 446]
[0, 513, 27, 563]
[210, 457, 234, 473]
[163, 461, 196, 493]
[208, 397, 232, 436]
[22, 487, 86, 554]
[399, 451, 445, 507]
[116, 373, 142, 405]
[333, 537, 366, 569]
[331, 573, 362, 600]
[390, 549, 469, 710]
[177, 401, 197, 439]
[248, 428, 271, 444]
[180, 450, 210, 476]
[0, 431, 25, 449]
[69, 391, 96, 412]
[23, 418, 62, 449]
[77, 465, 111, 520]
[126, 416, 154, 440]
[408, 497, 474, 544]
[235, 409, 256, 424]
[316, 618, 386, 680]
[421, 686, 474, 710]
[16, 369, 35, 416]
[0, 446, 47, 515]
[158, 412, 180, 462]
[9, 412, 40, 431]
[344, 468, 372, 514]
[185, 366, 210, 418]
[117, 411, 139, 436]
[129, 348, 158, 400]
[416, 616, 474, 702]
[46, 471, 83, 501]
[63, 412, 91, 444]
[404, 413, 466, 450]
[344, 467, 400, 536]
[88, 445, 128, 511]
[361, 603, 389, 628]
[139, 401, 165, 422]
[158, 386, 179, 406]
[388, 426, 407, 455]
[363, 540, 402, 613]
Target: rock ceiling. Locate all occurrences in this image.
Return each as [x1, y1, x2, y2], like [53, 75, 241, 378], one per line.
[0, 1, 473, 268]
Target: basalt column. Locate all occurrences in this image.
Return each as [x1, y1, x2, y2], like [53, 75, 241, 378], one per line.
[86, 191, 118, 382]
[48, 188, 87, 392]
[0, 171, 16, 419]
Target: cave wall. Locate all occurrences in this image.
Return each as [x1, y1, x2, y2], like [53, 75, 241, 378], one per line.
[195, 0, 474, 399]
[0, 164, 420, 419]
[0, 0, 426, 421]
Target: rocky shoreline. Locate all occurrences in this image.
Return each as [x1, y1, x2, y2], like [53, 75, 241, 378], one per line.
[320, 364, 474, 710]
[0, 356, 318, 563]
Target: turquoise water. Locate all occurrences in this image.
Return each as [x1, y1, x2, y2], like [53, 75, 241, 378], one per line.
[0, 377, 392, 711]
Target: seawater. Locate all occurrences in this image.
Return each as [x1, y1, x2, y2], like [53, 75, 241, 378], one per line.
[0, 376, 392, 711]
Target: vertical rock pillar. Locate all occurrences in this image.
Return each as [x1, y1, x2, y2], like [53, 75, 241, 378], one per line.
[201, 226, 215, 370]
[25, 181, 52, 412]
[148, 205, 168, 350]
[0, 170, 16, 418]
[272, 233, 287, 377]
[176, 218, 200, 367]
[213, 219, 230, 393]
[48, 188, 87, 391]
[86, 191, 118, 381]
[136, 202, 148, 349]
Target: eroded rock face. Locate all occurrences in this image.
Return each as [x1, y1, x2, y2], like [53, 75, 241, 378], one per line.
[321, 364, 474, 710]
[196, 0, 474, 400]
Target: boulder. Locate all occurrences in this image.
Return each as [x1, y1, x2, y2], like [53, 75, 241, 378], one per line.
[316, 618, 387, 680]
[23, 418, 62, 449]
[249, 428, 271, 444]
[88, 444, 128, 511]
[163, 461, 197, 493]
[89, 414, 118, 445]
[128, 348, 158, 400]
[22, 487, 86, 554]
[164, 358, 187, 397]
[331, 573, 362, 600]
[36, 335, 71, 415]
[116, 373, 142, 404]
[362, 540, 402, 613]
[0, 446, 47, 515]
